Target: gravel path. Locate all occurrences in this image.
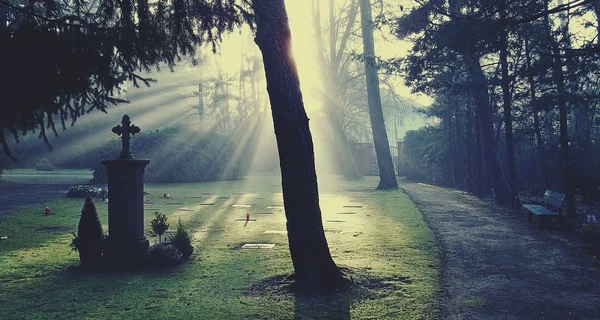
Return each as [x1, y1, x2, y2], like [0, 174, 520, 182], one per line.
[398, 179, 600, 320]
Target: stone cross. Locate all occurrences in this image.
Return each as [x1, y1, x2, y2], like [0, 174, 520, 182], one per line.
[112, 114, 141, 159]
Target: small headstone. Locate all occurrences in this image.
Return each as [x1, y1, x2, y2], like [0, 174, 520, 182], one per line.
[1, 236, 8, 240]
[241, 243, 275, 249]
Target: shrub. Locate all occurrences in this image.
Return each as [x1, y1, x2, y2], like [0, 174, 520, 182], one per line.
[70, 196, 105, 268]
[149, 211, 169, 244]
[169, 218, 195, 259]
[35, 158, 54, 171]
[147, 243, 182, 265]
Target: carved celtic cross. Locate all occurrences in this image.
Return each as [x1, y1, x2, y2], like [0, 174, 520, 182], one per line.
[111, 115, 141, 159]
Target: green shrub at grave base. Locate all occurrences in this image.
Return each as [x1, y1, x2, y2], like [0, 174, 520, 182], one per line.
[147, 243, 182, 266]
[35, 158, 54, 171]
[149, 211, 169, 244]
[168, 218, 195, 260]
[70, 196, 105, 269]
[91, 129, 249, 184]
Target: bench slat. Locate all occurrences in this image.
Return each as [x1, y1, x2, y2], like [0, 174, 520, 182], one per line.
[522, 204, 559, 216]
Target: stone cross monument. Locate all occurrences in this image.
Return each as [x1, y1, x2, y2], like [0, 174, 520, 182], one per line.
[102, 115, 150, 263]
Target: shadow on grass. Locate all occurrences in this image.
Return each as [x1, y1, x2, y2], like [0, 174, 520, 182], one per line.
[246, 267, 413, 319]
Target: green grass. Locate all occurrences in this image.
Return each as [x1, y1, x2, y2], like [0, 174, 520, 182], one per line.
[0, 174, 440, 319]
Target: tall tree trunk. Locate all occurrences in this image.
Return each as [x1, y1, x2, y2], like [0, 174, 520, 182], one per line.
[463, 53, 512, 204]
[545, 3, 576, 217]
[359, 0, 398, 190]
[525, 37, 550, 189]
[253, 0, 344, 291]
[499, 7, 518, 208]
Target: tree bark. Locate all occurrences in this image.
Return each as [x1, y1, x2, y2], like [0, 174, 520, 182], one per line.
[524, 37, 550, 189]
[359, 0, 398, 190]
[463, 53, 512, 204]
[499, 7, 518, 208]
[253, 0, 344, 291]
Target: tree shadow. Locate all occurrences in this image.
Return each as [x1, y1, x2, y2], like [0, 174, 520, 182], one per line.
[247, 267, 413, 319]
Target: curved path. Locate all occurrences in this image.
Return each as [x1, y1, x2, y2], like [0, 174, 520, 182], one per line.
[398, 179, 600, 320]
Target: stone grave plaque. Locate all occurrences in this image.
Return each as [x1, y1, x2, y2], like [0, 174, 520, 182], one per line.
[232, 204, 252, 208]
[253, 212, 274, 215]
[166, 202, 184, 205]
[241, 243, 275, 249]
[337, 212, 356, 215]
[188, 196, 203, 199]
[235, 218, 257, 221]
[324, 229, 342, 233]
[200, 203, 215, 206]
[264, 230, 287, 234]
[343, 205, 362, 208]
[326, 220, 346, 223]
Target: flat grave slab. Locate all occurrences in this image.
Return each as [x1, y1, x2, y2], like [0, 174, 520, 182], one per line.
[326, 220, 346, 223]
[216, 196, 230, 200]
[200, 203, 215, 206]
[232, 204, 253, 208]
[235, 218, 257, 221]
[267, 205, 284, 209]
[242, 243, 275, 249]
[324, 229, 342, 233]
[264, 230, 287, 234]
[166, 202, 184, 205]
[188, 196, 204, 199]
[178, 209, 195, 212]
[343, 205, 362, 208]
[337, 212, 356, 215]
[253, 212, 274, 215]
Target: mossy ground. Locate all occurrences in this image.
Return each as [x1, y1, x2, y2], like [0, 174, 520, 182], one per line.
[0, 172, 439, 319]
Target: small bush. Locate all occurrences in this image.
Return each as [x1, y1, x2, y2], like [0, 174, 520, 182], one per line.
[67, 185, 107, 198]
[580, 222, 600, 255]
[70, 196, 105, 268]
[169, 218, 195, 259]
[147, 243, 182, 265]
[149, 211, 169, 244]
[35, 158, 54, 171]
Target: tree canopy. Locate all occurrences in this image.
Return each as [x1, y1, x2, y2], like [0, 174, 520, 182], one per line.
[0, 0, 248, 158]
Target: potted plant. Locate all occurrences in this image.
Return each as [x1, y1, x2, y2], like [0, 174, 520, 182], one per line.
[149, 211, 169, 243]
[169, 218, 195, 260]
[70, 196, 105, 268]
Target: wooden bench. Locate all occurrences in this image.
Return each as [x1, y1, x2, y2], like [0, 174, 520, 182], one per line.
[522, 190, 566, 230]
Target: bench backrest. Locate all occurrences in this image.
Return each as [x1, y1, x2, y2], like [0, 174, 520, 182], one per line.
[543, 190, 566, 212]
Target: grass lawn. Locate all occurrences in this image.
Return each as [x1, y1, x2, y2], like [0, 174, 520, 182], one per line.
[0, 173, 439, 319]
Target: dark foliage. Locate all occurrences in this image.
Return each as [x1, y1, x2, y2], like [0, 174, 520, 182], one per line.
[70, 196, 105, 268]
[0, 0, 250, 158]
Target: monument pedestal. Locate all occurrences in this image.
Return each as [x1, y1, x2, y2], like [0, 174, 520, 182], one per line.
[102, 159, 150, 261]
